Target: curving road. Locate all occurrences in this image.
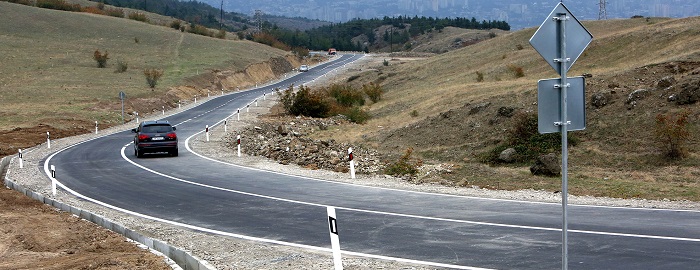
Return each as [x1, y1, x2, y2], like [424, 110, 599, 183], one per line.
[44, 54, 700, 269]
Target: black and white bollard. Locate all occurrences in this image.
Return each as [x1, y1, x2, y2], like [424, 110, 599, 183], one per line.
[18, 149, 23, 169]
[205, 125, 210, 142]
[162, 106, 165, 115]
[207, 91, 210, 98]
[327, 207, 343, 270]
[255, 99, 258, 107]
[263, 93, 266, 100]
[348, 147, 355, 179]
[224, 120, 228, 133]
[46, 131, 51, 149]
[246, 104, 250, 113]
[237, 135, 241, 157]
[50, 165, 56, 196]
[179, 100, 182, 109]
[237, 109, 240, 121]
[194, 96, 197, 103]
[95, 121, 98, 134]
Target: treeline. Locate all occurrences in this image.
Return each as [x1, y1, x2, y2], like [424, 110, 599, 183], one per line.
[264, 16, 511, 51]
[96, 0, 250, 31]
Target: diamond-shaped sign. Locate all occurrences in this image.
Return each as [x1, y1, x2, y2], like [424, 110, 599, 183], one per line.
[529, 2, 593, 75]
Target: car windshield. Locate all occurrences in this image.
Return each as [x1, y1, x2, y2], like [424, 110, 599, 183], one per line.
[142, 124, 173, 133]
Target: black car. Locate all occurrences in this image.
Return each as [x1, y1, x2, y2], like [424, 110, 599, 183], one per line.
[132, 120, 178, 157]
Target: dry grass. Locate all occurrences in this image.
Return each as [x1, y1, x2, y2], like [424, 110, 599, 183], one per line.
[0, 2, 286, 130]
[312, 17, 700, 201]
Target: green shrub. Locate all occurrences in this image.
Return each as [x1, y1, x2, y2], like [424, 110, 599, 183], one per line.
[215, 29, 226, 39]
[128, 12, 149, 23]
[115, 61, 128, 73]
[189, 23, 213, 37]
[326, 84, 365, 107]
[93, 50, 109, 68]
[516, 44, 524, 50]
[385, 148, 422, 177]
[36, 0, 81, 11]
[343, 106, 371, 124]
[654, 110, 691, 159]
[170, 20, 182, 30]
[143, 68, 163, 89]
[362, 82, 383, 103]
[281, 85, 330, 118]
[383, 59, 389, 66]
[410, 110, 419, 117]
[475, 71, 484, 82]
[482, 112, 567, 164]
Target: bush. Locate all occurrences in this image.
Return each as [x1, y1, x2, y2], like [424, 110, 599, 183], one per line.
[383, 59, 389, 66]
[654, 110, 691, 159]
[507, 64, 525, 78]
[170, 20, 182, 30]
[347, 75, 360, 82]
[515, 44, 524, 50]
[292, 47, 310, 57]
[93, 50, 109, 68]
[143, 68, 163, 89]
[384, 148, 422, 177]
[215, 29, 226, 39]
[82, 6, 106, 15]
[189, 24, 213, 37]
[343, 106, 371, 124]
[115, 61, 128, 73]
[326, 84, 365, 107]
[362, 82, 383, 103]
[128, 12, 149, 23]
[475, 71, 484, 82]
[410, 110, 419, 117]
[36, 0, 81, 11]
[105, 7, 124, 17]
[482, 112, 565, 164]
[281, 85, 330, 118]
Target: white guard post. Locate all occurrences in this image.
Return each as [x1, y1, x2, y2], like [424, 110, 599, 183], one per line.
[46, 131, 51, 149]
[205, 125, 210, 142]
[18, 149, 23, 169]
[50, 165, 56, 195]
[237, 135, 241, 157]
[246, 105, 250, 113]
[136, 112, 139, 123]
[224, 120, 227, 133]
[327, 207, 343, 270]
[95, 121, 98, 134]
[348, 148, 355, 179]
[162, 106, 165, 115]
[255, 99, 258, 107]
[237, 109, 240, 121]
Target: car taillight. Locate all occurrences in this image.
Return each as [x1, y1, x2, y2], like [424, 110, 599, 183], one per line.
[166, 133, 177, 139]
[138, 134, 149, 140]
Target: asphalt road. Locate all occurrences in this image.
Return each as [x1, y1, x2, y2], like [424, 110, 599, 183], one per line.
[44, 54, 700, 269]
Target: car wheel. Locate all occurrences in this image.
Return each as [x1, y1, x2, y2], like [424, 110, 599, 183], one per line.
[135, 147, 144, 158]
[170, 149, 178, 157]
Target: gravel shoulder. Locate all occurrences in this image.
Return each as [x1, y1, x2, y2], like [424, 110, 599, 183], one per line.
[5, 57, 700, 270]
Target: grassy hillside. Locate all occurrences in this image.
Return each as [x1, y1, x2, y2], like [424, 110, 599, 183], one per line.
[315, 17, 700, 200]
[0, 2, 287, 128]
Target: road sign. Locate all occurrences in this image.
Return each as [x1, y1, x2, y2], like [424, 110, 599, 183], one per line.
[529, 2, 593, 75]
[538, 77, 586, 134]
[119, 91, 126, 124]
[119, 91, 126, 100]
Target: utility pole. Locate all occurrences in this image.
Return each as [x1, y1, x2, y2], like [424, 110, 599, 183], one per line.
[220, 0, 224, 30]
[598, 0, 608, 20]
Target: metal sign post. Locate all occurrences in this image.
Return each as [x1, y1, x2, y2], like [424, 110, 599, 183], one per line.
[530, 3, 592, 270]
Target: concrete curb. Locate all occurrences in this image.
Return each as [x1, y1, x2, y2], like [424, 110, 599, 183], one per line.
[1, 156, 215, 270]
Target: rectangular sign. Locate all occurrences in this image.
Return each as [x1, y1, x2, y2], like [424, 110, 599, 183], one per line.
[538, 76, 586, 134]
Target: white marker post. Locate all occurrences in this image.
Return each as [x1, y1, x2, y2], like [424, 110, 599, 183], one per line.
[136, 112, 140, 123]
[162, 106, 165, 115]
[255, 99, 258, 107]
[237, 135, 241, 157]
[348, 147, 355, 179]
[50, 165, 56, 196]
[18, 149, 23, 169]
[246, 104, 250, 113]
[208, 91, 210, 98]
[194, 96, 197, 103]
[327, 207, 343, 270]
[46, 132, 51, 149]
[179, 100, 181, 109]
[224, 120, 228, 133]
[95, 121, 98, 134]
[205, 125, 210, 142]
[263, 93, 266, 100]
[237, 109, 240, 121]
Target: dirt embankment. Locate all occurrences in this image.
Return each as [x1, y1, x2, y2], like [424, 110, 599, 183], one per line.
[0, 55, 303, 157]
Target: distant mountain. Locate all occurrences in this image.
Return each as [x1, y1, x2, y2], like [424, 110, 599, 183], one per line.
[206, 0, 700, 30]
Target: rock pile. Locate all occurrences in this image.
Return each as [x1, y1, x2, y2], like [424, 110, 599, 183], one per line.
[224, 117, 385, 175]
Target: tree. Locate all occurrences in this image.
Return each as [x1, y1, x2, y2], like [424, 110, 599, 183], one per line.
[93, 50, 109, 68]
